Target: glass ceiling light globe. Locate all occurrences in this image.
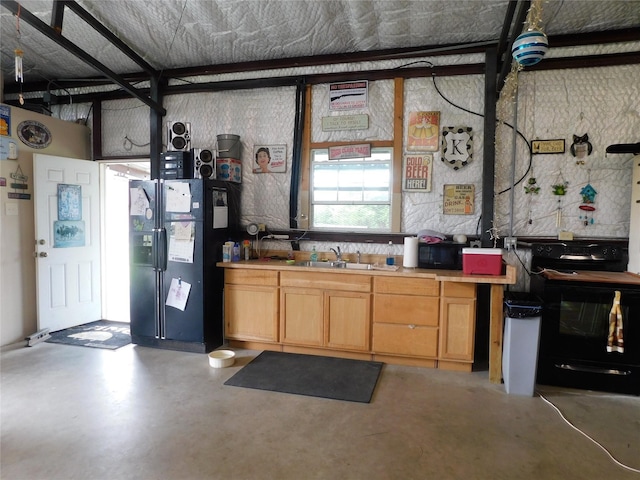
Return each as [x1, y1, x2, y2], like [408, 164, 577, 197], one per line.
[512, 30, 549, 66]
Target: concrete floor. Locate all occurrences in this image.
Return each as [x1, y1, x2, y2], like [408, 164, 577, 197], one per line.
[1, 342, 639, 480]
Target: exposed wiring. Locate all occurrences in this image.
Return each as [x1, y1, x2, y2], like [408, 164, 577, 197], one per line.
[157, 0, 188, 83]
[537, 391, 640, 474]
[123, 135, 150, 151]
[430, 74, 533, 195]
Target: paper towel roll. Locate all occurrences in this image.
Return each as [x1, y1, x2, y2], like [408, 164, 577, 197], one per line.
[403, 236, 419, 268]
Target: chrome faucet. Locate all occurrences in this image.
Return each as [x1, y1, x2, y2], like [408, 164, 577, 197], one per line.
[330, 246, 342, 261]
[356, 250, 361, 264]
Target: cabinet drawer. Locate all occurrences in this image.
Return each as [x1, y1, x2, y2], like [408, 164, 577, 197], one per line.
[373, 323, 438, 357]
[441, 281, 476, 298]
[225, 269, 278, 286]
[281, 271, 371, 292]
[373, 294, 438, 326]
[374, 276, 438, 296]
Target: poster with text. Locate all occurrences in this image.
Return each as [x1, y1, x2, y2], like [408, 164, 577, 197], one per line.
[329, 81, 368, 111]
[253, 144, 287, 173]
[407, 111, 440, 151]
[443, 184, 475, 215]
[402, 154, 433, 192]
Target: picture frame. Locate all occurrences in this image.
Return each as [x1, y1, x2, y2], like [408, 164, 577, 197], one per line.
[407, 111, 440, 152]
[253, 145, 287, 173]
[57, 184, 82, 221]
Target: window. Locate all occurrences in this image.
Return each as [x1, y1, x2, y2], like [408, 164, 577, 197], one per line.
[310, 148, 392, 231]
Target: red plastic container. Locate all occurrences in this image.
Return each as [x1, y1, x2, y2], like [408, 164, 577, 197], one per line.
[462, 248, 503, 275]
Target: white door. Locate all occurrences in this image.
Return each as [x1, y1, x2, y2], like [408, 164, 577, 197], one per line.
[34, 154, 101, 332]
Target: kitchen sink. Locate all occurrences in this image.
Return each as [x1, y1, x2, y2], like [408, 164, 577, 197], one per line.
[293, 261, 372, 270]
[293, 261, 343, 268]
[343, 262, 373, 270]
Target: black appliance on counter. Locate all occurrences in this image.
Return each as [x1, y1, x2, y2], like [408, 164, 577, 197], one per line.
[129, 178, 240, 353]
[530, 241, 640, 395]
[418, 241, 465, 270]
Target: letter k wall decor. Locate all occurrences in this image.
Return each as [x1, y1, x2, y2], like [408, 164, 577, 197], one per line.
[441, 126, 473, 170]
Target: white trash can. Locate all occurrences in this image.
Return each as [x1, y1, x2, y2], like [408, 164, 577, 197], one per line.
[502, 293, 543, 396]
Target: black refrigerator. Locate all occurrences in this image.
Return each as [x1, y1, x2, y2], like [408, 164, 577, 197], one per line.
[129, 178, 240, 353]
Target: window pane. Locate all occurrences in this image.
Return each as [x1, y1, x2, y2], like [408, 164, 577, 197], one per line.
[310, 147, 392, 230]
[313, 205, 391, 230]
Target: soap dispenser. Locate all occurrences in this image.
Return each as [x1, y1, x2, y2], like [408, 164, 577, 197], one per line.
[310, 246, 318, 262]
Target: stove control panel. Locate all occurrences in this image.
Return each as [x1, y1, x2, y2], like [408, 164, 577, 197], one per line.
[532, 242, 623, 261]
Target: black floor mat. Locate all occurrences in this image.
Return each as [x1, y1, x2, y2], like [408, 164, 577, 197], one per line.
[45, 320, 131, 350]
[224, 350, 383, 403]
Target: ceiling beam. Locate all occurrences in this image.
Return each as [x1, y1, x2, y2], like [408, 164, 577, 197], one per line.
[0, 0, 166, 115]
[60, 1, 158, 77]
[495, 0, 519, 74]
[497, 0, 531, 94]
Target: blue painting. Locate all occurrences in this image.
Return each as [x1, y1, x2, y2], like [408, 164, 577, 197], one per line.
[58, 184, 82, 221]
[54, 220, 85, 248]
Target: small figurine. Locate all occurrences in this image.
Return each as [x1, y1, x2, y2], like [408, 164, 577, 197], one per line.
[571, 133, 593, 164]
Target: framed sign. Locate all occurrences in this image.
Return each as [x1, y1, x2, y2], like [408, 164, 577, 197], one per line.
[532, 139, 565, 154]
[407, 111, 440, 151]
[402, 154, 433, 192]
[58, 184, 82, 221]
[329, 144, 371, 160]
[253, 145, 287, 173]
[329, 81, 368, 111]
[443, 184, 475, 215]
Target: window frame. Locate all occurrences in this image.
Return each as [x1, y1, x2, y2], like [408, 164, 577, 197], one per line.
[309, 147, 394, 232]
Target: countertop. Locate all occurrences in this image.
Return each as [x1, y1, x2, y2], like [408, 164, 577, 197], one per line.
[217, 259, 517, 285]
[542, 269, 640, 286]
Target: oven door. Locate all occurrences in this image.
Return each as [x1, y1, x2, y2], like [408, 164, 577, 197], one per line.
[537, 282, 640, 395]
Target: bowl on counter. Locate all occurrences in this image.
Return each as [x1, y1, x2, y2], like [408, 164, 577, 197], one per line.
[208, 349, 236, 368]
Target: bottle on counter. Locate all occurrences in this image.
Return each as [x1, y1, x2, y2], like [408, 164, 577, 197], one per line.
[386, 241, 395, 266]
[310, 246, 318, 262]
[243, 240, 251, 261]
[232, 242, 240, 262]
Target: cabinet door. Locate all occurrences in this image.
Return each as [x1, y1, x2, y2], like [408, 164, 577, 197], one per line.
[439, 297, 476, 361]
[280, 288, 324, 346]
[224, 285, 279, 342]
[325, 291, 371, 351]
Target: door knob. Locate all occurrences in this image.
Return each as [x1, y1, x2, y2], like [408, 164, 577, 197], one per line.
[39, 252, 48, 257]
[38, 239, 46, 245]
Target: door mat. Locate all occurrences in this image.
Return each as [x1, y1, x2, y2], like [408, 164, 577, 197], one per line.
[224, 351, 383, 403]
[45, 320, 131, 350]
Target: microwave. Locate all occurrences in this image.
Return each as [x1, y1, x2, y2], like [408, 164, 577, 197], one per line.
[418, 241, 464, 270]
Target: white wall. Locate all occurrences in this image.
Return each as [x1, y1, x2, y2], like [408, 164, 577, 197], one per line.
[0, 104, 91, 346]
[46, 47, 639, 296]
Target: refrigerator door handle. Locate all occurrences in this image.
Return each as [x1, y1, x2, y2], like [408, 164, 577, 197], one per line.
[154, 228, 168, 271]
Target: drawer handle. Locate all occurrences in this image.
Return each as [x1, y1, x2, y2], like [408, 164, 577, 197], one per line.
[408, 324, 416, 329]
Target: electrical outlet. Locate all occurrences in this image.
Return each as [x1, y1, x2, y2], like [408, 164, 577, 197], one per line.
[258, 224, 266, 232]
[504, 237, 517, 251]
[470, 240, 481, 248]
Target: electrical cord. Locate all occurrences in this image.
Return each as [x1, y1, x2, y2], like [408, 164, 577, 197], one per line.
[430, 74, 533, 195]
[537, 391, 640, 474]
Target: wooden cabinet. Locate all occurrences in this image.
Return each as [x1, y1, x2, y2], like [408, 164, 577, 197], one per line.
[439, 281, 477, 370]
[372, 277, 439, 362]
[280, 271, 371, 351]
[224, 269, 279, 342]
